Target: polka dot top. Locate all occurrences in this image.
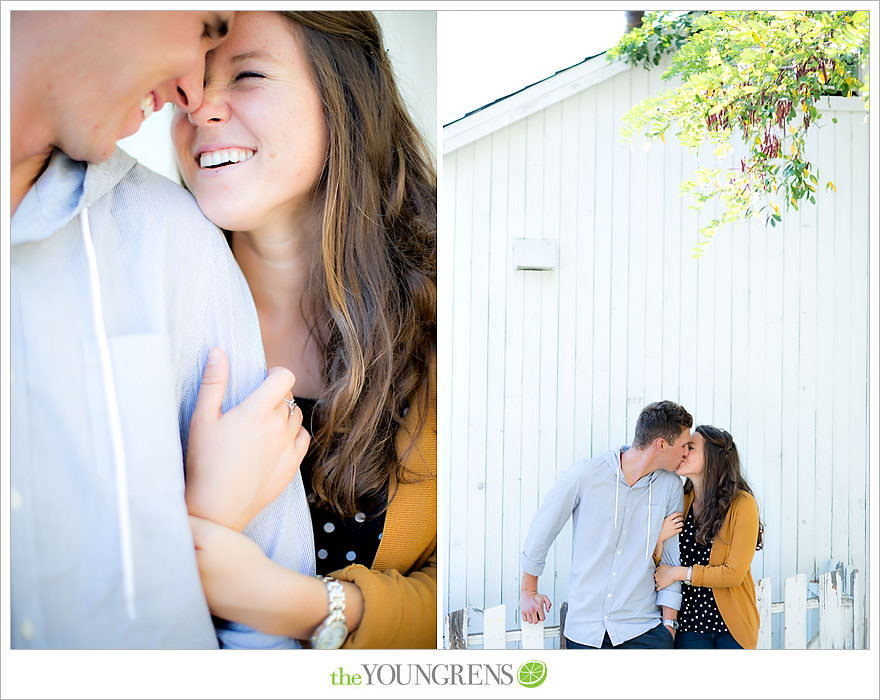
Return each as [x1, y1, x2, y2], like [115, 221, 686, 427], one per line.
[679, 508, 729, 634]
[295, 397, 387, 577]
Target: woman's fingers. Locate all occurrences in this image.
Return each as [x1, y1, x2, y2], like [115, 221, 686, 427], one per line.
[293, 425, 311, 459]
[274, 427, 311, 483]
[288, 404, 303, 433]
[186, 364, 307, 531]
[247, 366, 296, 412]
[192, 348, 230, 423]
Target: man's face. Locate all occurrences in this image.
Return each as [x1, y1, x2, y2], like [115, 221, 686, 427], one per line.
[51, 11, 233, 163]
[658, 428, 692, 471]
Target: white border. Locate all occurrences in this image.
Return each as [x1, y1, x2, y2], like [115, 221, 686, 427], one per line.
[2, 3, 879, 700]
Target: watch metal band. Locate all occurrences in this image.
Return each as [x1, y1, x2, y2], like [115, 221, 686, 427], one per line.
[323, 576, 346, 618]
[683, 565, 693, 585]
[310, 576, 348, 649]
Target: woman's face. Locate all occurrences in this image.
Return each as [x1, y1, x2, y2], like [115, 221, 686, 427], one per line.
[675, 431, 705, 479]
[171, 11, 328, 233]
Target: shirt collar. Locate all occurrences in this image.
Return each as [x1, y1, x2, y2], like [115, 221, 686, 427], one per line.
[11, 150, 87, 246]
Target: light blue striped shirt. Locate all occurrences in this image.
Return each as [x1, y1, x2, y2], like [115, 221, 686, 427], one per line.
[522, 447, 683, 647]
[11, 149, 314, 649]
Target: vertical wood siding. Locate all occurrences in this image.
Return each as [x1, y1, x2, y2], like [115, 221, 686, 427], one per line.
[442, 67, 870, 643]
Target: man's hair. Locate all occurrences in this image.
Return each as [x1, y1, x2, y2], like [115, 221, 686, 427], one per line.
[280, 12, 436, 518]
[632, 400, 693, 448]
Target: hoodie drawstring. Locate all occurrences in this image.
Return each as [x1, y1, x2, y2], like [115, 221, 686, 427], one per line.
[614, 466, 620, 529]
[80, 208, 136, 620]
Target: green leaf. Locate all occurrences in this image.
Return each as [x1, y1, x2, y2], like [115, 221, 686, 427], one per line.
[610, 9, 861, 251]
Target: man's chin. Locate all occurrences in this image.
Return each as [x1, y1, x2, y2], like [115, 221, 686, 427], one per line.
[63, 140, 117, 165]
[119, 121, 142, 142]
[118, 105, 148, 142]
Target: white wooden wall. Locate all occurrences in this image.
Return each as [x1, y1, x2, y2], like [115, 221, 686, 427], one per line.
[442, 63, 869, 645]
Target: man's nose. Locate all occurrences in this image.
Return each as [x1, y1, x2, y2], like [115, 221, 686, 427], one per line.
[171, 61, 207, 113]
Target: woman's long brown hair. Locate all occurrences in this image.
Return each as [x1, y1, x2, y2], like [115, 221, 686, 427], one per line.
[282, 11, 436, 517]
[684, 425, 764, 550]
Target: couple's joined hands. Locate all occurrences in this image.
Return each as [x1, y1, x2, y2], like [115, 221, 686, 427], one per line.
[185, 346, 310, 531]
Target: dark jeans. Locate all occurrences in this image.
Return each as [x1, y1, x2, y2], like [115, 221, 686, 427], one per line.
[565, 623, 674, 649]
[674, 630, 742, 649]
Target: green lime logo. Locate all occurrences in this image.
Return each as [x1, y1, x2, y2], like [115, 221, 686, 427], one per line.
[517, 660, 547, 688]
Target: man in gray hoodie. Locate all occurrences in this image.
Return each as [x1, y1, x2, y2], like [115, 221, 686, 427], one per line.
[520, 401, 692, 648]
[10, 11, 314, 648]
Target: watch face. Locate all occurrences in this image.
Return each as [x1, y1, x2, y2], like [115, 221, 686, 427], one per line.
[315, 620, 348, 649]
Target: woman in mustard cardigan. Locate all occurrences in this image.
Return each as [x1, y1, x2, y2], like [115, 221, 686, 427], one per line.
[654, 425, 763, 649]
[177, 11, 436, 649]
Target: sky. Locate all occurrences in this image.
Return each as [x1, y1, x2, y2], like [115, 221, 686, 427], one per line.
[438, 10, 629, 125]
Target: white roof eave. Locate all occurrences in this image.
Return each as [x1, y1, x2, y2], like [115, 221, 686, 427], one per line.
[443, 56, 631, 154]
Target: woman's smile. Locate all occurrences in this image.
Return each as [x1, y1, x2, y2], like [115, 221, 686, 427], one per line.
[197, 147, 256, 169]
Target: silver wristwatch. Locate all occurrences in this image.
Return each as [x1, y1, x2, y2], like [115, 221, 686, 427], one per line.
[663, 619, 679, 631]
[683, 565, 693, 585]
[310, 576, 348, 649]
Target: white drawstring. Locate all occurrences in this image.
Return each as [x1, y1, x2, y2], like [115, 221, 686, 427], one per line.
[646, 479, 653, 559]
[614, 465, 620, 529]
[80, 209, 137, 620]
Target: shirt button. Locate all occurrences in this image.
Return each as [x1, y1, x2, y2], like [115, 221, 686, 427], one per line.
[20, 619, 35, 640]
[617, 550, 621, 555]
[11, 488, 23, 511]
[607, 593, 612, 597]
[612, 572, 616, 576]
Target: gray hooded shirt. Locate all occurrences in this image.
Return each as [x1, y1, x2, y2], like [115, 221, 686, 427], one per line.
[10, 149, 314, 648]
[521, 448, 683, 647]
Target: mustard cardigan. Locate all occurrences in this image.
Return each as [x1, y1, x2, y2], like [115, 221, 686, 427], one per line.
[683, 489, 760, 649]
[331, 371, 437, 649]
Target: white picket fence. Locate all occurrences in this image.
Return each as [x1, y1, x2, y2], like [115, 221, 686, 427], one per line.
[445, 568, 866, 650]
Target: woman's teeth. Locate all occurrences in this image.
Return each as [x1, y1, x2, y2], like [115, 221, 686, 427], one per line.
[199, 149, 256, 169]
[140, 94, 154, 120]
